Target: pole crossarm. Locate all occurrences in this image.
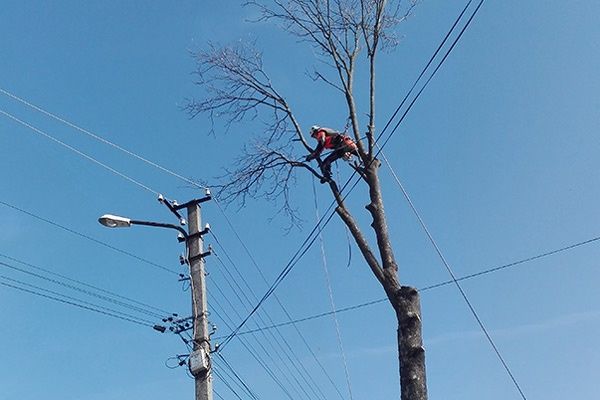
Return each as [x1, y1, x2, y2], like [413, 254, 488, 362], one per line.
[173, 195, 212, 211]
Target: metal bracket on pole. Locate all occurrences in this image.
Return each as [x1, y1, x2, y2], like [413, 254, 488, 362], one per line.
[188, 249, 212, 263]
[188, 226, 210, 240]
[173, 194, 212, 211]
[158, 194, 187, 225]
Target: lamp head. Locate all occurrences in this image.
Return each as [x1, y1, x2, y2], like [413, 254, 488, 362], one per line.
[98, 214, 132, 228]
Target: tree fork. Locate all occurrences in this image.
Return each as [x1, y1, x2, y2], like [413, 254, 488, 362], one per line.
[395, 286, 427, 400]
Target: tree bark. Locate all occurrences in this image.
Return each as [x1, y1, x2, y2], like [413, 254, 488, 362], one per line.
[395, 286, 427, 400]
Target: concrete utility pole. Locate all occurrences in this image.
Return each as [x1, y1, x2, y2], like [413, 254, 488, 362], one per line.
[185, 199, 213, 400]
[99, 194, 213, 400]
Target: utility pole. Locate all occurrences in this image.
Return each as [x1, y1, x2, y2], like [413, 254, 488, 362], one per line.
[182, 198, 213, 400]
[99, 193, 213, 400]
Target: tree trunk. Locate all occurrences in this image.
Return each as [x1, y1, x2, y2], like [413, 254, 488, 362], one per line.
[395, 286, 427, 400]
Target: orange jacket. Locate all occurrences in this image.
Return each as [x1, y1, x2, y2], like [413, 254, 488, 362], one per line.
[312, 128, 356, 156]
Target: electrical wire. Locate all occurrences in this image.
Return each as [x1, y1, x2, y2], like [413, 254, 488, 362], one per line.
[208, 267, 316, 400]
[0, 88, 346, 384]
[1, 0, 486, 332]
[214, 298, 388, 340]
[378, 146, 527, 400]
[0, 88, 339, 393]
[373, 0, 476, 144]
[0, 277, 153, 328]
[210, 250, 329, 400]
[217, 231, 600, 337]
[214, 389, 226, 400]
[211, 235, 343, 399]
[216, 353, 262, 400]
[0, 251, 173, 315]
[213, 367, 245, 400]
[419, 235, 600, 292]
[0, 87, 208, 190]
[0, 273, 157, 324]
[215, 213, 332, 350]
[0, 109, 159, 195]
[0, 199, 179, 276]
[211, 230, 347, 400]
[0, 259, 167, 319]
[0, 89, 337, 397]
[209, 289, 301, 400]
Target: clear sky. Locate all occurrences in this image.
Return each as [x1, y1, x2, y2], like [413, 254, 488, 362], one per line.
[1, 1, 599, 399]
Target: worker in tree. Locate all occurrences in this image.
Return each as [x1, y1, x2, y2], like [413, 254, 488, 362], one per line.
[305, 125, 359, 183]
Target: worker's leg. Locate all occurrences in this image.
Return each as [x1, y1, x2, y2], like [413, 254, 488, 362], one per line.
[321, 151, 343, 182]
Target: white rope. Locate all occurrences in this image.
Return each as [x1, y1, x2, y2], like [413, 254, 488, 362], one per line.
[311, 176, 354, 400]
[0, 109, 159, 195]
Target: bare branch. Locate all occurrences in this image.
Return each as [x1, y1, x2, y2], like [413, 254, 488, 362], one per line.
[209, 138, 323, 223]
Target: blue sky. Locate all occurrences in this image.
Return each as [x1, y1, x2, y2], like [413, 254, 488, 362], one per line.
[1, 1, 600, 399]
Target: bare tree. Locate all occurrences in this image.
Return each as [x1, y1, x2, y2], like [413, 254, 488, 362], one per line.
[187, 1, 426, 399]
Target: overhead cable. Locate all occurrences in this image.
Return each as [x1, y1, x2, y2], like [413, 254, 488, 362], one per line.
[0, 87, 208, 190]
[211, 233, 347, 400]
[0, 109, 159, 195]
[210, 250, 330, 400]
[0, 277, 153, 328]
[0, 254, 172, 318]
[219, 231, 600, 340]
[0, 200, 179, 276]
[378, 147, 527, 399]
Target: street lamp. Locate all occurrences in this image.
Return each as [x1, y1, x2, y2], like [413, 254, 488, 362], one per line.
[98, 213, 189, 240]
[98, 214, 131, 228]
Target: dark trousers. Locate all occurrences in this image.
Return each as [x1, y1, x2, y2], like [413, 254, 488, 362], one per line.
[321, 145, 359, 178]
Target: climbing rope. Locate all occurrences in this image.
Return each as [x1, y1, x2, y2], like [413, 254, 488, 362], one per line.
[311, 176, 354, 400]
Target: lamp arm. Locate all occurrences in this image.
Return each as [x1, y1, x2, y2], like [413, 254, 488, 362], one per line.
[130, 220, 189, 239]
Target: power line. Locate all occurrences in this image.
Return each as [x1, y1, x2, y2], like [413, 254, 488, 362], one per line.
[219, 232, 600, 337]
[0, 254, 173, 318]
[0, 199, 179, 276]
[0, 86, 208, 190]
[375, 0, 487, 154]
[210, 249, 330, 400]
[2, 0, 485, 335]
[419, 235, 600, 292]
[378, 147, 528, 398]
[374, 0, 477, 144]
[208, 289, 301, 400]
[0, 85, 336, 363]
[0, 89, 329, 387]
[0, 260, 165, 320]
[0, 108, 159, 195]
[215, 298, 388, 340]
[0, 273, 157, 325]
[216, 207, 338, 350]
[216, 353, 261, 400]
[212, 368, 246, 400]
[208, 262, 321, 400]
[0, 276, 153, 328]
[210, 233, 347, 400]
